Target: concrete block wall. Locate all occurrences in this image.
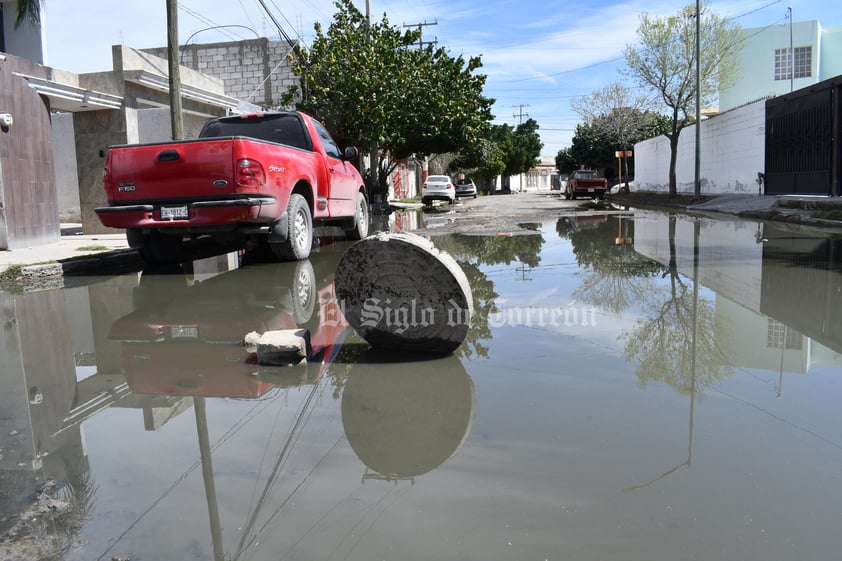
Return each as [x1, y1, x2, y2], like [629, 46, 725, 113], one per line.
[634, 100, 766, 194]
[143, 39, 299, 109]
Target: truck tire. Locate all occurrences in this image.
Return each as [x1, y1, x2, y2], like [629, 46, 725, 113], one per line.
[345, 191, 370, 241]
[273, 258, 316, 324]
[272, 193, 313, 261]
[127, 228, 185, 263]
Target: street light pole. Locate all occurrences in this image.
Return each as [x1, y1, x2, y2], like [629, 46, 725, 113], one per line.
[788, 6, 794, 93]
[694, 0, 701, 198]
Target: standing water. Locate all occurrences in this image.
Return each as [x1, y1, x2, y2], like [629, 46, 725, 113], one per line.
[1, 210, 840, 560]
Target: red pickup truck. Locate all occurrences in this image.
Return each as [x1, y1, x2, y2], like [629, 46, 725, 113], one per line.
[564, 169, 608, 200]
[96, 111, 369, 263]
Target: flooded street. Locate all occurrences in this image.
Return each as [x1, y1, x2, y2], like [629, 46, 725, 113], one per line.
[2, 208, 842, 561]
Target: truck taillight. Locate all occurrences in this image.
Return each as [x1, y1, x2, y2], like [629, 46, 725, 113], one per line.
[237, 158, 266, 188]
[102, 168, 112, 194]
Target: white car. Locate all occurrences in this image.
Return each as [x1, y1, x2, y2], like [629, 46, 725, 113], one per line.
[422, 175, 456, 205]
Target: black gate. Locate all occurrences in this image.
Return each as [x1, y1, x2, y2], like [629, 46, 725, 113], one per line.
[765, 76, 842, 196]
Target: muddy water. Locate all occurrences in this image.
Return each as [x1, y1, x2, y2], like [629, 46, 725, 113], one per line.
[2, 211, 841, 560]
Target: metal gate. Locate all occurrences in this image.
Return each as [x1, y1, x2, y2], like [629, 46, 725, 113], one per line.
[765, 76, 841, 196]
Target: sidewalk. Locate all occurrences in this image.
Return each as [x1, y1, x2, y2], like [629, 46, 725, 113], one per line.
[0, 224, 134, 278]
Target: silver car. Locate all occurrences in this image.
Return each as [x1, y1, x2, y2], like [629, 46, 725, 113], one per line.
[455, 178, 478, 198]
[422, 174, 456, 205]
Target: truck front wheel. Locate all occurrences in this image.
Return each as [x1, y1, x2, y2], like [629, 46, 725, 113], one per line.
[272, 193, 313, 261]
[345, 191, 370, 241]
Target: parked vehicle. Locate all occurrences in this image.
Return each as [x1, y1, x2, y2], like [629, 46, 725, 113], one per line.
[110, 245, 349, 397]
[551, 174, 568, 191]
[565, 169, 608, 200]
[455, 178, 478, 198]
[422, 175, 456, 205]
[96, 111, 369, 263]
[608, 175, 634, 194]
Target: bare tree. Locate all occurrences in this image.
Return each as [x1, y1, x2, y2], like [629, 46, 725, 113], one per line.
[571, 82, 656, 150]
[623, 3, 741, 195]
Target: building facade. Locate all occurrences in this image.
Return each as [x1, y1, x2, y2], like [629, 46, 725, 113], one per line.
[720, 19, 842, 112]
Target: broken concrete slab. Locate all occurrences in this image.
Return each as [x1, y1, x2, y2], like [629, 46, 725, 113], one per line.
[249, 329, 309, 366]
[334, 232, 473, 354]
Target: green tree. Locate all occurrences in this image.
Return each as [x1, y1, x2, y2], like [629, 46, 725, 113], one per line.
[567, 122, 616, 172]
[504, 118, 543, 178]
[288, 0, 494, 195]
[554, 148, 577, 175]
[448, 138, 505, 193]
[623, 3, 741, 195]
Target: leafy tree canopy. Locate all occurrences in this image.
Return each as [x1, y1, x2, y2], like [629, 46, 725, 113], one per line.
[287, 0, 494, 188]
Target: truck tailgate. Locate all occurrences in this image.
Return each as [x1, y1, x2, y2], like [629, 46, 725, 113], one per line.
[106, 138, 235, 202]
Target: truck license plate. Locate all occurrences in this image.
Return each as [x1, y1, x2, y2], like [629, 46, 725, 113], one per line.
[170, 326, 198, 338]
[588, 188, 594, 192]
[161, 205, 188, 220]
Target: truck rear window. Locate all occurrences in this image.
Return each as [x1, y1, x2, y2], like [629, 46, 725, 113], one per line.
[200, 114, 312, 150]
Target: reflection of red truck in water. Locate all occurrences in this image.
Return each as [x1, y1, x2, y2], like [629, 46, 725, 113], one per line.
[96, 111, 369, 264]
[564, 169, 608, 200]
[108, 246, 349, 399]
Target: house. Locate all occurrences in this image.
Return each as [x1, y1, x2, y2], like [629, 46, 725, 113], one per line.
[635, 18, 842, 196]
[720, 19, 842, 112]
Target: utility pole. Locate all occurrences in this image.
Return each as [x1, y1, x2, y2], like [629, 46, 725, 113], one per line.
[365, 0, 380, 204]
[512, 104, 530, 192]
[512, 104, 530, 124]
[166, 0, 184, 140]
[403, 20, 438, 48]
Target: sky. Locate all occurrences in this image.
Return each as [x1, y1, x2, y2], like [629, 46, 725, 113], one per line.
[40, 0, 841, 156]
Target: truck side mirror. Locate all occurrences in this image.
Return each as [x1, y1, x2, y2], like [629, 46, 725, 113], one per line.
[343, 146, 359, 161]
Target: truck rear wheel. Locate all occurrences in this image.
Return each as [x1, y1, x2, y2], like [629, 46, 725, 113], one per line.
[271, 193, 313, 261]
[345, 191, 370, 241]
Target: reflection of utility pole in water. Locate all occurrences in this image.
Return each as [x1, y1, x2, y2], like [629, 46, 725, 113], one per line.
[624, 222, 699, 492]
[195, 397, 225, 561]
[515, 263, 532, 282]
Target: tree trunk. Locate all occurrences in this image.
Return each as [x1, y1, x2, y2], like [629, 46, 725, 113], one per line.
[668, 131, 680, 197]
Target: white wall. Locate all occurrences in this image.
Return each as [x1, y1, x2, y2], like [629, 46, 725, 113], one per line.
[1, 1, 46, 64]
[634, 100, 766, 194]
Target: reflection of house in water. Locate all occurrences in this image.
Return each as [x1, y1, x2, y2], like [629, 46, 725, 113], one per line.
[632, 212, 842, 375]
[0, 274, 137, 541]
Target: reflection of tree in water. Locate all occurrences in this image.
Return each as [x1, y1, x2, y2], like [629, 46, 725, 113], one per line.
[557, 216, 662, 315]
[622, 217, 733, 395]
[559, 215, 733, 394]
[431, 233, 545, 359]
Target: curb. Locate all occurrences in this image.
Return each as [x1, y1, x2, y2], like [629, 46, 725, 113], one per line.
[3, 249, 142, 291]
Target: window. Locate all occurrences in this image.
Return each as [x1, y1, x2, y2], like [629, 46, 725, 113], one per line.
[313, 120, 342, 159]
[774, 46, 812, 81]
[767, 319, 802, 350]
